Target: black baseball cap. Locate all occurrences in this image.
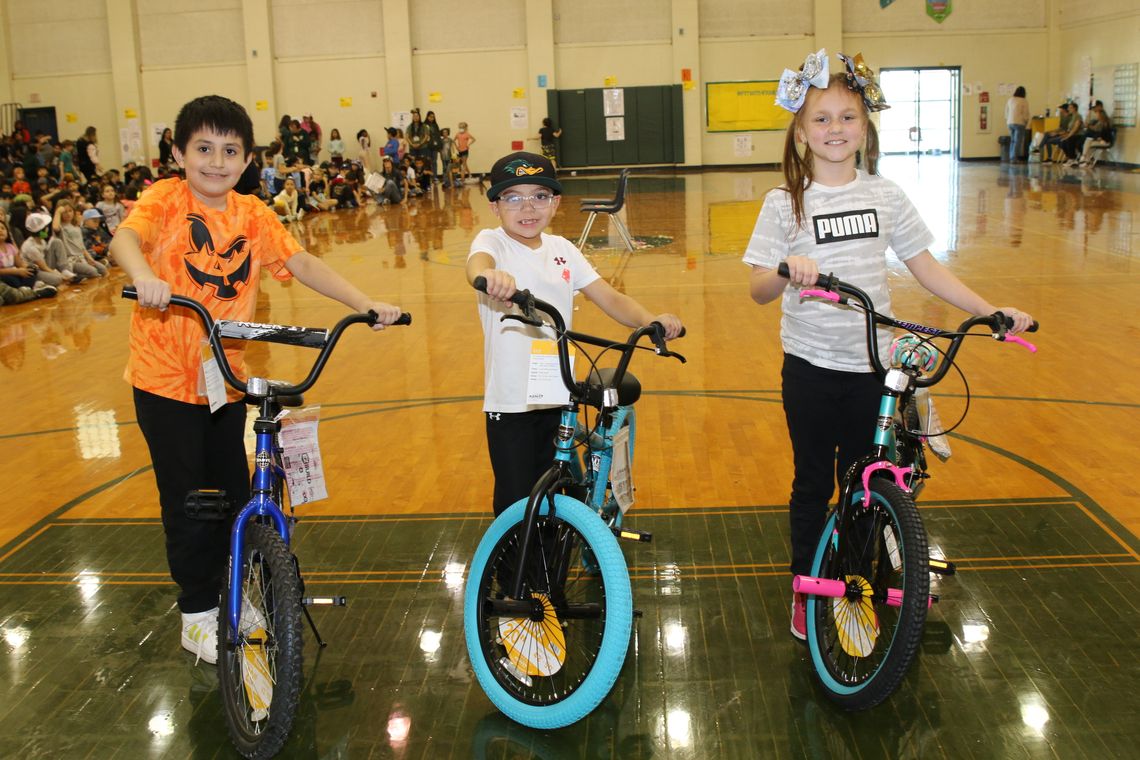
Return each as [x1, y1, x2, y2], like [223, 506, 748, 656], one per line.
[486, 152, 562, 201]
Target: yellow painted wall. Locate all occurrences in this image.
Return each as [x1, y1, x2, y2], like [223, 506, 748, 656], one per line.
[1, 4, 1137, 169]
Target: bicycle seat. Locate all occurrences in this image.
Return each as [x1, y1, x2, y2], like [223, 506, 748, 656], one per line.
[583, 367, 641, 407]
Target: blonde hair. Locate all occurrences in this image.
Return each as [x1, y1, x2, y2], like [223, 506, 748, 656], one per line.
[781, 74, 880, 232]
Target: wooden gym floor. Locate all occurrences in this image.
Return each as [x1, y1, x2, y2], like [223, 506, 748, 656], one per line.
[1, 157, 1138, 758]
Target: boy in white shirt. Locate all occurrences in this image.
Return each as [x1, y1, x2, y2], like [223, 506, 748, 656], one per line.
[465, 152, 682, 514]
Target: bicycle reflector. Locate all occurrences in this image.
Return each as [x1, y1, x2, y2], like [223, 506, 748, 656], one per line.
[889, 335, 938, 372]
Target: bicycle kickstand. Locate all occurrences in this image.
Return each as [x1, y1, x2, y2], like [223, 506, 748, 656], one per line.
[301, 594, 347, 648]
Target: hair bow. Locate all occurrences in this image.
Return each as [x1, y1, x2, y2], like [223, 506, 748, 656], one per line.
[837, 53, 890, 112]
[775, 49, 830, 113]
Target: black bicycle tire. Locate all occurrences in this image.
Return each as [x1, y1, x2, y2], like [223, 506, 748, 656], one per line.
[218, 522, 305, 758]
[807, 480, 928, 710]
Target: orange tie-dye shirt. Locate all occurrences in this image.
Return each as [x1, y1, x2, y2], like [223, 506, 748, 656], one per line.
[120, 178, 302, 404]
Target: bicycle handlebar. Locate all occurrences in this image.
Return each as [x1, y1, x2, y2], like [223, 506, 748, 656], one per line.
[774, 262, 1038, 387]
[122, 286, 411, 397]
[471, 275, 685, 403]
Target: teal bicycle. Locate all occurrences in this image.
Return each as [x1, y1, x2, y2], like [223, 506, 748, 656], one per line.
[463, 276, 685, 729]
[776, 263, 1038, 710]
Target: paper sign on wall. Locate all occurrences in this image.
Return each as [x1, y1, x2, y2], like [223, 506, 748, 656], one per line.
[733, 134, 753, 157]
[512, 88, 526, 99]
[603, 89, 625, 117]
[340, 97, 352, 107]
[510, 106, 529, 130]
[429, 92, 442, 102]
[255, 100, 269, 111]
[606, 117, 625, 141]
[392, 111, 412, 130]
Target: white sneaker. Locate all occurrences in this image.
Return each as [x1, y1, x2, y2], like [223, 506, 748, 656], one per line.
[181, 608, 219, 665]
[32, 281, 58, 298]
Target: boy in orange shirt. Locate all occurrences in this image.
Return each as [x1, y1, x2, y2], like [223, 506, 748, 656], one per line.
[110, 95, 404, 664]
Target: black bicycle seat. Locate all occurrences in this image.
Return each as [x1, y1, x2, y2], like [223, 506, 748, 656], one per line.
[583, 368, 641, 407]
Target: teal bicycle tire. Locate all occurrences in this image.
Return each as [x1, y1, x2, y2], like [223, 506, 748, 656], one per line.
[464, 495, 633, 729]
[805, 481, 928, 710]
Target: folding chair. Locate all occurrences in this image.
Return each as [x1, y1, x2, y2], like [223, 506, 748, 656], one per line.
[576, 169, 634, 252]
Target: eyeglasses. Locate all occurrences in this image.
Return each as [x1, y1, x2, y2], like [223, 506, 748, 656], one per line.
[496, 192, 556, 209]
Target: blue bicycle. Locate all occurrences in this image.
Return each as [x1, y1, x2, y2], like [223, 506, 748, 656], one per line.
[463, 277, 685, 729]
[124, 286, 409, 758]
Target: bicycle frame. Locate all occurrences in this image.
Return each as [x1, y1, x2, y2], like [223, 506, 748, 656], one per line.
[471, 277, 683, 603]
[120, 286, 411, 637]
[226, 399, 292, 636]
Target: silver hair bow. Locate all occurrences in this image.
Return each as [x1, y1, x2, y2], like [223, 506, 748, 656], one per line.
[775, 49, 830, 113]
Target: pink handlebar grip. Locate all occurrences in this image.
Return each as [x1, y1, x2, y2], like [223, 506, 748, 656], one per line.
[792, 575, 847, 598]
[886, 588, 934, 609]
[1002, 334, 1037, 353]
[800, 289, 840, 303]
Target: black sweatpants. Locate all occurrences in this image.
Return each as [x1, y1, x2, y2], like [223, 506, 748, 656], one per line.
[134, 388, 251, 613]
[485, 408, 562, 516]
[781, 354, 882, 577]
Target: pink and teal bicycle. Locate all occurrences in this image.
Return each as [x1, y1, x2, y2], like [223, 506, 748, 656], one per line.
[777, 263, 1038, 710]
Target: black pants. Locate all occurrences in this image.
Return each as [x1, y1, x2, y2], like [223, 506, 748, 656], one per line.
[134, 388, 250, 613]
[485, 409, 562, 516]
[781, 354, 882, 577]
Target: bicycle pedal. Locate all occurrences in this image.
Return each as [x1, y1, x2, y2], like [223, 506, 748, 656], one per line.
[928, 558, 956, 576]
[184, 490, 230, 521]
[303, 596, 347, 607]
[612, 527, 652, 543]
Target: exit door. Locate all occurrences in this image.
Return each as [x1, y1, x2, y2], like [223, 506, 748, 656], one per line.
[878, 68, 960, 158]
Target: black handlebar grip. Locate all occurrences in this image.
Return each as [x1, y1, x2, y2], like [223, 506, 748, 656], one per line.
[472, 275, 531, 307]
[775, 261, 833, 288]
[995, 311, 1040, 333]
[395, 312, 413, 326]
[122, 285, 138, 300]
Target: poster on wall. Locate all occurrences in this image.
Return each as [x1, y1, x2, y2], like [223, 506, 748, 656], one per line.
[926, 0, 952, 23]
[706, 81, 791, 132]
[391, 111, 412, 131]
[151, 123, 167, 146]
[606, 117, 625, 141]
[733, 134, 753, 157]
[510, 106, 529, 130]
[603, 88, 625, 117]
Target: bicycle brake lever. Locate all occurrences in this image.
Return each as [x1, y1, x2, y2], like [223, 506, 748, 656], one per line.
[1001, 334, 1038, 353]
[801, 288, 842, 304]
[501, 313, 544, 328]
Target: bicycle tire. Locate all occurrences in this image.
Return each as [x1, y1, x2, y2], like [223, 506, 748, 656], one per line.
[217, 522, 304, 758]
[464, 494, 633, 729]
[805, 480, 928, 710]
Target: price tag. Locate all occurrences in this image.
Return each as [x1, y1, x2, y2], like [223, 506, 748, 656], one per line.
[278, 407, 328, 505]
[199, 341, 226, 412]
[610, 425, 634, 512]
[526, 340, 574, 405]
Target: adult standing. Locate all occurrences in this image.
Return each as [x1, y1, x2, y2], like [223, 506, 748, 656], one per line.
[1005, 86, 1029, 162]
[75, 126, 100, 181]
[406, 108, 430, 168]
[158, 128, 175, 167]
[302, 114, 322, 164]
[424, 111, 443, 180]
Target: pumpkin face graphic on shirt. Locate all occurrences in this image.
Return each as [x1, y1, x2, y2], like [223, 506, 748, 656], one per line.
[183, 213, 253, 300]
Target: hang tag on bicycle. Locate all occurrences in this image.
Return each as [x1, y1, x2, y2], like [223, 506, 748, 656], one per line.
[278, 406, 328, 504]
[198, 340, 227, 413]
[915, 387, 952, 462]
[526, 340, 575, 406]
[610, 425, 634, 513]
